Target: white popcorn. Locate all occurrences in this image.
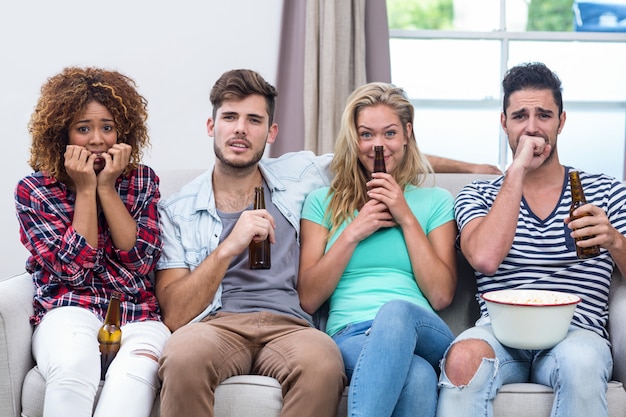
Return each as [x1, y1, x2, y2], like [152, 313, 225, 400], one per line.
[484, 290, 580, 306]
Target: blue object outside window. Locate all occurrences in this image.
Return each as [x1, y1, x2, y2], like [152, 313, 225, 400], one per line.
[574, 0, 626, 31]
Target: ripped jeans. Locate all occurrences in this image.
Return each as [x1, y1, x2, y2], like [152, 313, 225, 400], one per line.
[436, 324, 612, 417]
[32, 306, 170, 417]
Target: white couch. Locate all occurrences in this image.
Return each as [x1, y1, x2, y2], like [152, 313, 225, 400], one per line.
[2, 171, 626, 417]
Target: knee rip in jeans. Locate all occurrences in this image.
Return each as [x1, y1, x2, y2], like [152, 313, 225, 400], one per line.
[442, 339, 496, 387]
[132, 349, 159, 362]
[446, 338, 495, 359]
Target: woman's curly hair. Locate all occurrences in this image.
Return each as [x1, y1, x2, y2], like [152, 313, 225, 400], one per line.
[28, 66, 150, 182]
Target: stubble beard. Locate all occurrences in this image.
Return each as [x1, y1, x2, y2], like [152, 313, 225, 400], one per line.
[214, 142, 266, 174]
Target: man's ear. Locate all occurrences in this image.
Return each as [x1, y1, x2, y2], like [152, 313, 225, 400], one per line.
[266, 122, 278, 145]
[500, 112, 508, 134]
[207, 117, 215, 137]
[557, 111, 566, 134]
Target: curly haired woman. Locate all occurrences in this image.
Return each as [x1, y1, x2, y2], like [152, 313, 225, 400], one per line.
[15, 67, 169, 417]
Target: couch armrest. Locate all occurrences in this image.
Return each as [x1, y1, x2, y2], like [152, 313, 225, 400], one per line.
[609, 269, 626, 382]
[0, 272, 35, 417]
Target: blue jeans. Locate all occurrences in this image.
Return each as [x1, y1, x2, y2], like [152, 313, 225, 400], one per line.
[437, 324, 612, 417]
[332, 299, 454, 417]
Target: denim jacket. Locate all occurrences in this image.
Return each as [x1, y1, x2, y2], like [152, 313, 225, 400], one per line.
[157, 151, 333, 323]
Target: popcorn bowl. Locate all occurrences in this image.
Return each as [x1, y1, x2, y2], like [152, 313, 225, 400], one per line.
[481, 289, 581, 350]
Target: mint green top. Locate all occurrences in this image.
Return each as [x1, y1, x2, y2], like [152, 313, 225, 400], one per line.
[301, 185, 454, 336]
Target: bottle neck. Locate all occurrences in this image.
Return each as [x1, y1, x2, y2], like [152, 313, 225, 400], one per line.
[373, 146, 386, 173]
[104, 294, 121, 326]
[569, 172, 587, 204]
[254, 186, 265, 209]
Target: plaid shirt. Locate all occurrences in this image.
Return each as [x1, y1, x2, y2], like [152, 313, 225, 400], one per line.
[15, 165, 163, 326]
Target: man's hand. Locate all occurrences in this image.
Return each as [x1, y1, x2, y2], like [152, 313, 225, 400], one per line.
[565, 203, 620, 250]
[511, 135, 551, 173]
[221, 209, 276, 258]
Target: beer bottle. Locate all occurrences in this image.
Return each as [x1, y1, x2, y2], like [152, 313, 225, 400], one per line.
[373, 146, 386, 174]
[249, 186, 271, 269]
[569, 170, 601, 259]
[98, 292, 122, 380]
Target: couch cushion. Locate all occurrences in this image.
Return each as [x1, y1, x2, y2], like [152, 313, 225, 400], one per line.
[493, 382, 626, 417]
[22, 367, 280, 417]
[214, 376, 282, 416]
[0, 272, 35, 417]
[22, 363, 626, 417]
[21, 367, 44, 417]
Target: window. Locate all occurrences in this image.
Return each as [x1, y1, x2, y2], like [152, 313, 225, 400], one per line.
[387, 0, 626, 179]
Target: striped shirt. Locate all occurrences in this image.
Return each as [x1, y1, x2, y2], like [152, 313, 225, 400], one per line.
[15, 165, 163, 326]
[455, 166, 626, 341]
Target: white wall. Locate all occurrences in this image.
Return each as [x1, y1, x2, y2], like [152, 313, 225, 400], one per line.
[0, 0, 284, 277]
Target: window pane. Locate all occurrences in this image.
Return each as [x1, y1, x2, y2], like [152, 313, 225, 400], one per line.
[387, 0, 455, 30]
[509, 41, 626, 101]
[387, 0, 595, 32]
[390, 39, 501, 100]
[452, 0, 501, 31]
[412, 105, 502, 167]
[526, 0, 575, 31]
[558, 108, 625, 179]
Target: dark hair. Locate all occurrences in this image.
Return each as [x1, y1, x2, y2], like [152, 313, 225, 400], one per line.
[502, 62, 563, 116]
[28, 66, 149, 182]
[209, 69, 278, 124]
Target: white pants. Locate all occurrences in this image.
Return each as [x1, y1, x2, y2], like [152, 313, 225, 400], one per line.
[32, 306, 170, 417]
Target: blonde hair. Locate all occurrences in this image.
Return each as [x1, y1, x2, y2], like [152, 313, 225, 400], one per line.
[327, 82, 432, 237]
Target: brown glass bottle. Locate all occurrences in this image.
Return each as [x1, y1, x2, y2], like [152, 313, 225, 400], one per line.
[373, 146, 386, 174]
[569, 170, 601, 259]
[98, 292, 122, 380]
[249, 186, 271, 269]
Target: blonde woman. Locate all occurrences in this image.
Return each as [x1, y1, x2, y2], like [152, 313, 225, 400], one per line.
[298, 82, 457, 417]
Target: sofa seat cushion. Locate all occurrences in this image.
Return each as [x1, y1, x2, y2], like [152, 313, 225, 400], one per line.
[21, 364, 625, 417]
[21, 366, 346, 417]
[493, 382, 626, 417]
[214, 375, 283, 416]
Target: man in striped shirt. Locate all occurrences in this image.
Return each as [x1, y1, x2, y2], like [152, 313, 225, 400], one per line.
[437, 62, 626, 417]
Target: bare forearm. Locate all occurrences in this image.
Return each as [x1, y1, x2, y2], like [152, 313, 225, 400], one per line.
[608, 231, 626, 279]
[402, 219, 456, 310]
[157, 246, 231, 331]
[462, 167, 524, 275]
[98, 186, 137, 251]
[298, 232, 358, 314]
[426, 154, 502, 174]
[73, 189, 99, 247]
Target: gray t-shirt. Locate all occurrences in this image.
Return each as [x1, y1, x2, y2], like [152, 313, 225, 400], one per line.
[215, 182, 311, 324]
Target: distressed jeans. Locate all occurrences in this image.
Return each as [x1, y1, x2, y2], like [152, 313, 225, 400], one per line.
[333, 299, 454, 417]
[437, 324, 612, 417]
[33, 306, 170, 417]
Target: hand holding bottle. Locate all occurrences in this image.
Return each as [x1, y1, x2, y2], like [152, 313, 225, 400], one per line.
[249, 186, 271, 269]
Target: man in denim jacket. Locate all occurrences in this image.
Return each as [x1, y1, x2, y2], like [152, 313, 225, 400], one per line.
[155, 69, 346, 417]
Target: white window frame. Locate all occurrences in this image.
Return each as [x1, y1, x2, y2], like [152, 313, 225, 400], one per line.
[389, 4, 626, 177]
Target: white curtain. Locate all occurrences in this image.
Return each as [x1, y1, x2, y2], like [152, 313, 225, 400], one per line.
[272, 0, 391, 157]
[304, 0, 366, 154]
